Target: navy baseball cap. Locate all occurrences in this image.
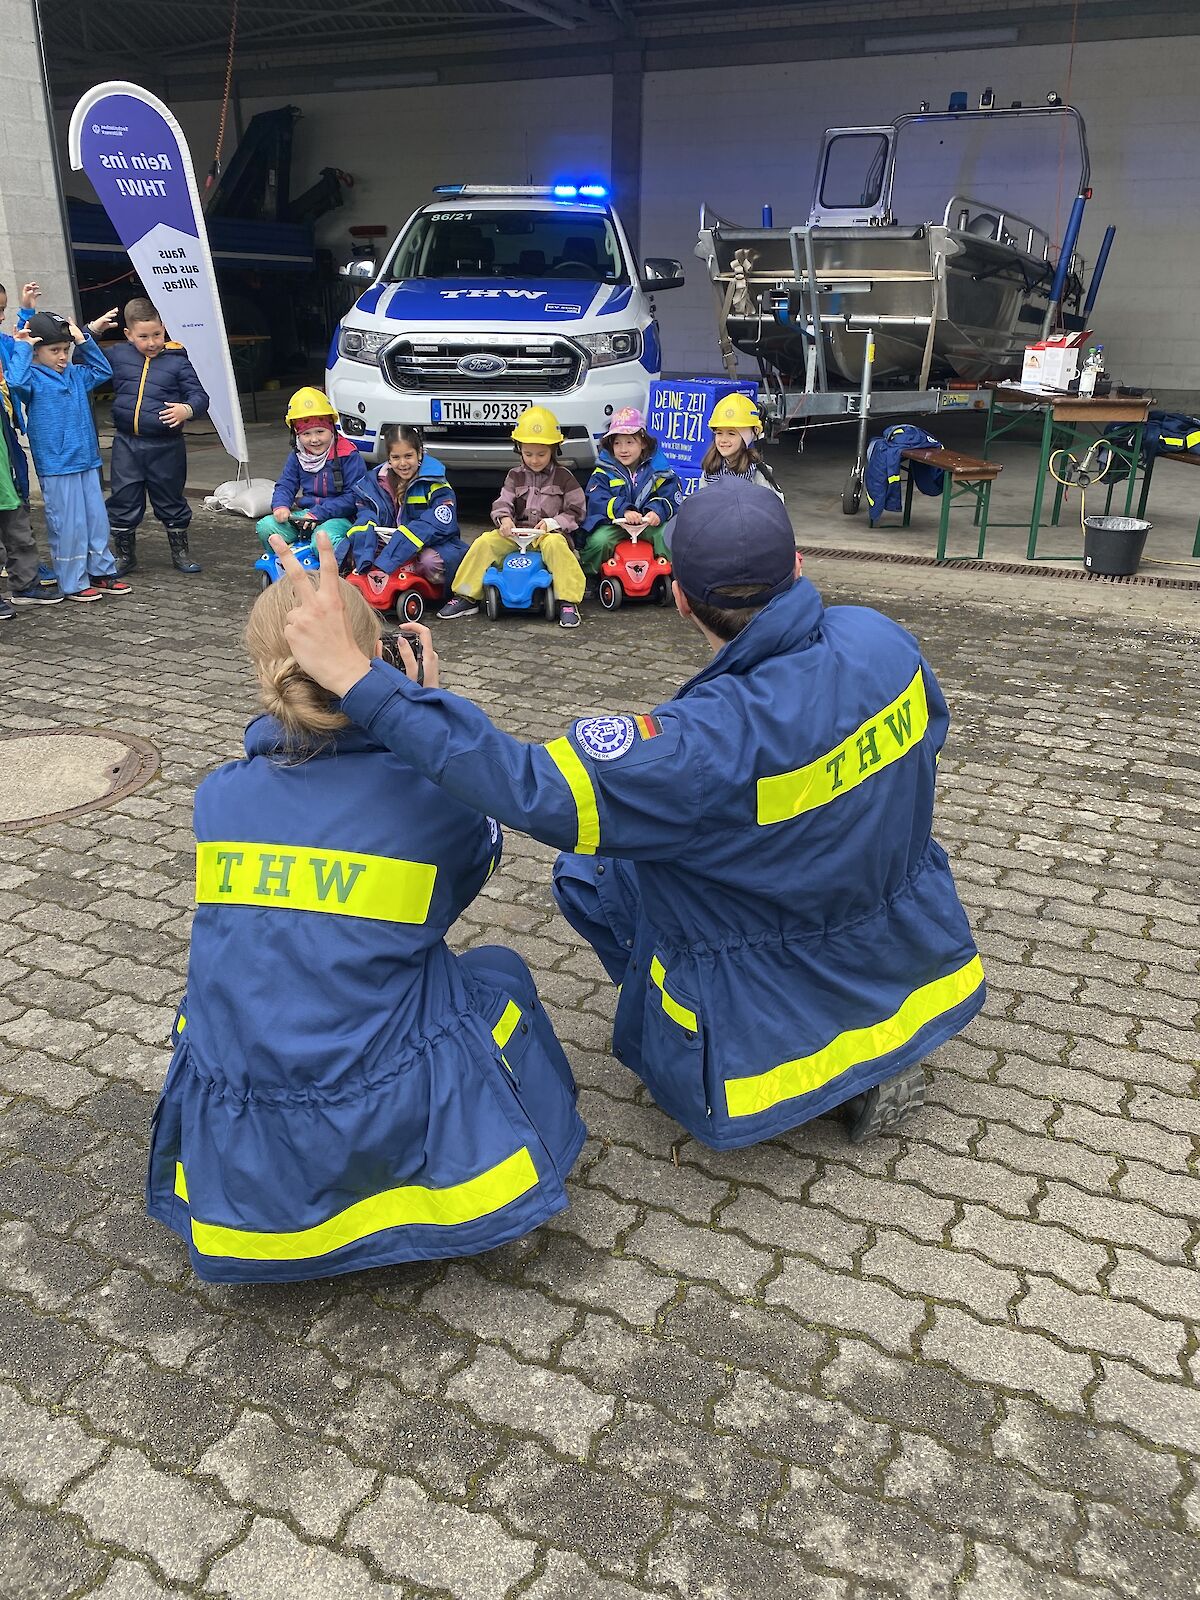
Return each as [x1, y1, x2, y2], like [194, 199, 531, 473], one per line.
[669, 481, 797, 608]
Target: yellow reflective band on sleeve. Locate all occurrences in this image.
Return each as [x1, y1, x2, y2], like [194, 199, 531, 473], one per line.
[492, 998, 522, 1072]
[346, 522, 374, 543]
[725, 954, 984, 1119]
[407, 493, 429, 505]
[196, 842, 436, 924]
[175, 1013, 187, 1037]
[888, 474, 901, 483]
[176, 1146, 539, 1262]
[650, 955, 698, 1031]
[545, 739, 600, 854]
[757, 667, 929, 825]
[397, 524, 423, 548]
[606, 496, 618, 521]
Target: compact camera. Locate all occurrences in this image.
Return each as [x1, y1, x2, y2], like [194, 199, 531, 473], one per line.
[380, 627, 424, 686]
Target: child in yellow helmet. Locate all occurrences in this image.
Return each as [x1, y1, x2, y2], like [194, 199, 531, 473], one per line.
[700, 393, 783, 499]
[255, 388, 369, 561]
[437, 406, 588, 628]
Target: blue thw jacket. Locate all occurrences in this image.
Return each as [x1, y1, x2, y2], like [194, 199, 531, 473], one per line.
[349, 455, 466, 575]
[340, 578, 985, 1150]
[108, 341, 209, 438]
[4, 333, 110, 476]
[865, 424, 944, 525]
[272, 433, 368, 524]
[584, 452, 683, 531]
[147, 716, 585, 1284]
[0, 397, 29, 501]
[0, 305, 33, 432]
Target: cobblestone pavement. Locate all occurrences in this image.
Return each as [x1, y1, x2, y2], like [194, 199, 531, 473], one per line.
[1, 511, 1198, 1600]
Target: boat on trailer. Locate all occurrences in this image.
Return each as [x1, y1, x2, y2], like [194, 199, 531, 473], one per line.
[696, 100, 1111, 394]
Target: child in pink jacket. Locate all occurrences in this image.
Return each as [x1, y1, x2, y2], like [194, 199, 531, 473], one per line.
[437, 405, 587, 629]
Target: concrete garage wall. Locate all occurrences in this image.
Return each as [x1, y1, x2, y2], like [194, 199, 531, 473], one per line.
[0, 0, 73, 313]
[641, 35, 1200, 394]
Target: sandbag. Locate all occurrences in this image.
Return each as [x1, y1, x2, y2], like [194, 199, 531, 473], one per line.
[204, 477, 275, 519]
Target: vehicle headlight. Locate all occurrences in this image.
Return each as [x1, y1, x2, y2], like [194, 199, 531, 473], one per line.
[576, 329, 642, 367]
[337, 327, 392, 365]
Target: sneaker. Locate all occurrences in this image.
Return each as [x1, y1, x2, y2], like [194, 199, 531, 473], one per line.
[436, 596, 479, 620]
[65, 586, 104, 603]
[88, 576, 133, 596]
[0, 596, 13, 622]
[10, 582, 64, 606]
[36, 563, 58, 588]
[558, 603, 581, 629]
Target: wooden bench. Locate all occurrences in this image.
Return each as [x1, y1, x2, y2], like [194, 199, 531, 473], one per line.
[1135, 448, 1200, 557]
[900, 447, 1003, 561]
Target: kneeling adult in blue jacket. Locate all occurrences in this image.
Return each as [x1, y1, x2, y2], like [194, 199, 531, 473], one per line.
[147, 579, 584, 1283]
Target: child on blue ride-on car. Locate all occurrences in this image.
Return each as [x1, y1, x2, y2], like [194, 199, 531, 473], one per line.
[347, 425, 466, 589]
[256, 388, 367, 565]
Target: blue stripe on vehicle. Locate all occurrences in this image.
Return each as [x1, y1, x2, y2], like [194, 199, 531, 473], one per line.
[354, 283, 387, 314]
[640, 321, 661, 374]
[598, 285, 635, 316]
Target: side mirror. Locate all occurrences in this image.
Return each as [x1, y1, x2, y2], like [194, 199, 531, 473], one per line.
[640, 257, 685, 291]
[340, 260, 375, 279]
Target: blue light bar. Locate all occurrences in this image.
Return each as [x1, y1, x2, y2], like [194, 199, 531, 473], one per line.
[579, 183, 608, 198]
[432, 184, 465, 195]
[553, 184, 578, 198]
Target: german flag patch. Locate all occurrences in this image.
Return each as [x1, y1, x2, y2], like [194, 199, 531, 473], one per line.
[634, 714, 661, 740]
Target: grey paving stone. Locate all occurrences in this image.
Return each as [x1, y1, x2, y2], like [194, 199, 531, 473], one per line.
[625, 1209, 775, 1296]
[87, 1558, 177, 1599]
[445, 1341, 614, 1457]
[589, 1143, 731, 1221]
[819, 1341, 999, 1451]
[308, 1294, 470, 1394]
[660, 1283, 827, 1389]
[860, 1232, 1020, 1321]
[715, 1367, 891, 1491]
[551, 1181, 641, 1249]
[769, 1468, 964, 1600]
[521, 1550, 653, 1600]
[64, 1444, 246, 1583]
[647, 1505, 847, 1600]
[349, 1472, 537, 1598]
[0, 1218, 109, 1310]
[0, 1296, 109, 1403]
[65, 1348, 238, 1471]
[959, 1544, 1120, 1600]
[1076, 1502, 1200, 1600]
[479, 1439, 668, 1577]
[193, 1320, 349, 1433]
[920, 1308, 1092, 1410]
[0, 1380, 106, 1501]
[205, 1515, 406, 1600]
[1107, 1249, 1200, 1324]
[1016, 1276, 1188, 1375]
[0, 1492, 106, 1599]
[72, 1268, 224, 1367]
[524, 1234, 676, 1327]
[972, 1123, 1120, 1191]
[891, 1144, 1038, 1213]
[765, 1257, 925, 1355]
[198, 1409, 375, 1537]
[0, 1156, 106, 1232]
[418, 1263, 577, 1359]
[803, 1166, 957, 1243]
[559, 1311, 729, 1423]
[716, 1188, 867, 1268]
[950, 1205, 1109, 1292]
[1092, 1362, 1200, 1453]
[991, 1395, 1182, 1520]
[325, 1372, 506, 1497]
[884, 1431, 1082, 1559]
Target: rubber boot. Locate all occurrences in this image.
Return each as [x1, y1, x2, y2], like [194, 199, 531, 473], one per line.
[110, 527, 137, 577]
[166, 527, 201, 574]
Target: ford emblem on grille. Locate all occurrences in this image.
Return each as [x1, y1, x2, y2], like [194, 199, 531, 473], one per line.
[457, 353, 508, 377]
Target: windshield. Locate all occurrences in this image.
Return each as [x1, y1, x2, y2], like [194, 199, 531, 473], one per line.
[386, 209, 627, 284]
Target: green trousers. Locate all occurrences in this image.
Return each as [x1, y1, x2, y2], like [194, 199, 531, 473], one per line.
[578, 522, 670, 575]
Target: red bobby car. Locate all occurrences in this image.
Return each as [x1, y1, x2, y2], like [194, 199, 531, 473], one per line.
[345, 566, 444, 623]
[597, 529, 673, 610]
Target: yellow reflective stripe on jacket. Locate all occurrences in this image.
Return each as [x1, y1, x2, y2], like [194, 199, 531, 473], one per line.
[407, 493, 429, 505]
[132, 356, 150, 436]
[397, 524, 423, 548]
[493, 1000, 521, 1050]
[196, 841, 436, 924]
[545, 738, 600, 854]
[757, 666, 928, 825]
[650, 955, 697, 1031]
[606, 496, 618, 521]
[174, 1147, 539, 1261]
[725, 955, 984, 1119]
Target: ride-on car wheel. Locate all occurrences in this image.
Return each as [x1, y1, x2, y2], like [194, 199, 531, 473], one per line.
[401, 591, 425, 624]
[655, 577, 671, 606]
[484, 586, 500, 621]
[844, 1064, 926, 1143]
[259, 572, 272, 591]
[543, 582, 557, 623]
[598, 577, 623, 610]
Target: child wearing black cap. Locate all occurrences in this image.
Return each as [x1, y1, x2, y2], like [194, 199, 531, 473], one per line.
[6, 307, 130, 602]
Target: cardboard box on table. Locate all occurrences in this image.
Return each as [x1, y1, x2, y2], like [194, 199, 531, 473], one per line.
[1021, 330, 1091, 392]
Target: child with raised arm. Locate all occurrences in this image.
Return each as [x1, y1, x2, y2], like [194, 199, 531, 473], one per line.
[6, 307, 130, 601]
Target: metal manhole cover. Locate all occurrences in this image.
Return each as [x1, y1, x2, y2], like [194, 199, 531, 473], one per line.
[0, 728, 159, 831]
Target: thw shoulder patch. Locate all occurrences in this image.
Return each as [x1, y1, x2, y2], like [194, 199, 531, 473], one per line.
[570, 712, 678, 770]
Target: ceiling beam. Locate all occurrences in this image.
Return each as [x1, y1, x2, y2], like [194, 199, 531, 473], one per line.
[495, 0, 580, 29]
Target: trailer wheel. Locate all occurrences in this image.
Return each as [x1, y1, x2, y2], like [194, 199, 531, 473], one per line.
[842, 470, 862, 516]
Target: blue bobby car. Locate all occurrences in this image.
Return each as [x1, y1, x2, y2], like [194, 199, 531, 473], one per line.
[254, 539, 320, 590]
[482, 532, 558, 622]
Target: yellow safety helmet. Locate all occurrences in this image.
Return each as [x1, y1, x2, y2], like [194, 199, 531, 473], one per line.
[511, 405, 564, 446]
[707, 392, 763, 437]
[285, 387, 338, 428]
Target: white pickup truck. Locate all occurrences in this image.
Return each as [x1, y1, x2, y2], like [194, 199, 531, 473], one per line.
[326, 183, 683, 474]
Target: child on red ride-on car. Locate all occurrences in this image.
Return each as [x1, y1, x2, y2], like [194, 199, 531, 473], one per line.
[346, 424, 466, 590]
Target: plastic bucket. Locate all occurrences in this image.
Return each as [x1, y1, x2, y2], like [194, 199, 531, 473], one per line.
[1083, 515, 1152, 577]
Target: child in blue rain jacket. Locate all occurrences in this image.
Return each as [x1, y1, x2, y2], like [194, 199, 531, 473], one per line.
[348, 425, 467, 588]
[146, 577, 584, 1284]
[580, 407, 682, 576]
